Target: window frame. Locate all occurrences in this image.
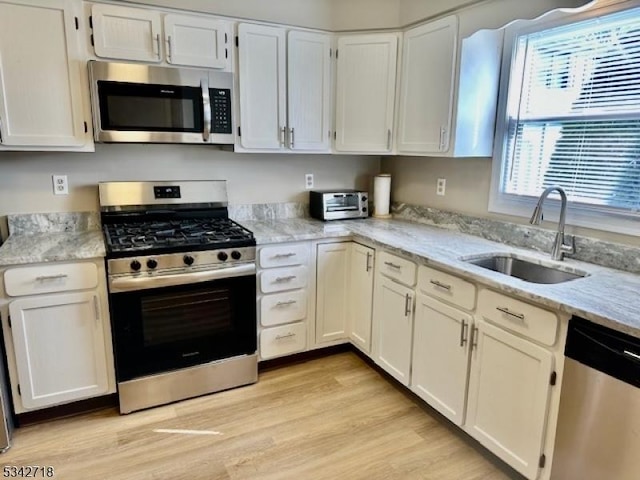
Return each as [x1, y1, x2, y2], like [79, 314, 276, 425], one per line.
[489, 1, 640, 237]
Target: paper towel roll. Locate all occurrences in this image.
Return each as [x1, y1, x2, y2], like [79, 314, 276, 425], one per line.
[374, 174, 392, 218]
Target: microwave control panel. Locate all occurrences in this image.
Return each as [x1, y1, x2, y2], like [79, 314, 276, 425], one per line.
[211, 89, 232, 134]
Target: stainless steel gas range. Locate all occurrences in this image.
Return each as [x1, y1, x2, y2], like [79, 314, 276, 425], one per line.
[99, 180, 257, 414]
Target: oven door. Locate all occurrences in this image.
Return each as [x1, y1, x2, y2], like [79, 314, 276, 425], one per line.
[109, 273, 257, 382]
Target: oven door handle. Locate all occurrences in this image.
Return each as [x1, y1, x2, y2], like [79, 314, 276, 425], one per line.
[109, 264, 256, 293]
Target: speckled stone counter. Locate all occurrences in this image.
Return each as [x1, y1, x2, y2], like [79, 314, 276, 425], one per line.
[238, 217, 640, 338]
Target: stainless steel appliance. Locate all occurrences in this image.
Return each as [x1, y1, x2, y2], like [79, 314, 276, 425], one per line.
[310, 190, 369, 221]
[551, 318, 640, 480]
[89, 61, 234, 144]
[100, 181, 257, 414]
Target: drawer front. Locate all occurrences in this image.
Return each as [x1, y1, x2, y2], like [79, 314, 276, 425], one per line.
[260, 322, 306, 360]
[259, 244, 309, 268]
[260, 290, 308, 327]
[260, 266, 308, 294]
[477, 290, 558, 346]
[4, 263, 99, 297]
[378, 251, 416, 287]
[417, 266, 476, 311]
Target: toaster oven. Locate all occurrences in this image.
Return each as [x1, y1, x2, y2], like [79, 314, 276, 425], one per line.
[310, 190, 369, 221]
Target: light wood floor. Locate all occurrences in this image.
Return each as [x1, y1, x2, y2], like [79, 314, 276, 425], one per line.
[1, 352, 518, 479]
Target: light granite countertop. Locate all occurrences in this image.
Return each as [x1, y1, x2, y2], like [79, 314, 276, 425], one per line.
[239, 217, 640, 339]
[0, 231, 106, 265]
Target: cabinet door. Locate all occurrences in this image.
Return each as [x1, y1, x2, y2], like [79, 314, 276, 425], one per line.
[92, 4, 162, 63]
[335, 34, 398, 153]
[397, 16, 457, 154]
[0, 0, 86, 147]
[238, 23, 286, 150]
[348, 244, 374, 353]
[316, 243, 349, 344]
[411, 294, 471, 426]
[164, 14, 228, 69]
[373, 276, 413, 385]
[9, 292, 109, 410]
[287, 31, 331, 151]
[466, 320, 553, 480]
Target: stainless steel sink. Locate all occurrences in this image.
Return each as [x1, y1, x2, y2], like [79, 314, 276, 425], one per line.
[465, 255, 587, 284]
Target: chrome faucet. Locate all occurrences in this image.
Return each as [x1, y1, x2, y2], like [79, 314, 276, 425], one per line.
[529, 186, 576, 261]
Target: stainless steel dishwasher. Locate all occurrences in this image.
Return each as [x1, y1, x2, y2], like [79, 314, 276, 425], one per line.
[551, 317, 640, 480]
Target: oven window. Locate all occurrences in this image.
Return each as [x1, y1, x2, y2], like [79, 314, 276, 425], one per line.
[98, 81, 203, 132]
[141, 288, 232, 347]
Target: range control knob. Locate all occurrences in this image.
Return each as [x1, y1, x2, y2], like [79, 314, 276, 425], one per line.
[147, 259, 158, 269]
[217, 251, 228, 262]
[183, 255, 195, 266]
[231, 250, 242, 260]
[130, 260, 142, 271]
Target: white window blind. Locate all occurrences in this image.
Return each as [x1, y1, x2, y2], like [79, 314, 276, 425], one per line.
[502, 7, 640, 213]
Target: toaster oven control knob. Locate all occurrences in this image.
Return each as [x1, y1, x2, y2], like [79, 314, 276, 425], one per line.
[362, 196, 367, 202]
[217, 251, 228, 262]
[231, 250, 242, 260]
[147, 259, 158, 269]
[130, 260, 141, 271]
[362, 207, 368, 212]
[183, 255, 195, 266]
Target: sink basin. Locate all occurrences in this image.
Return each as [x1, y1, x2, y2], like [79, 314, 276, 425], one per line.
[465, 255, 587, 284]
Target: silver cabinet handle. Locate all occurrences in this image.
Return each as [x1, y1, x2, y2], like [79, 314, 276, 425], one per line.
[471, 324, 479, 350]
[274, 252, 296, 258]
[276, 332, 296, 340]
[167, 35, 173, 61]
[430, 279, 452, 291]
[387, 128, 391, 150]
[280, 126, 286, 146]
[624, 350, 640, 361]
[35, 274, 68, 281]
[275, 275, 296, 282]
[290, 127, 295, 148]
[93, 296, 100, 322]
[459, 320, 468, 347]
[496, 307, 525, 321]
[0, 115, 3, 143]
[366, 252, 373, 272]
[155, 33, 161, 59]
[201, 77, 211, 142]
[275, 300, 297, 307]
[404, 294, 412, 317]
[384, 261, 401, 269]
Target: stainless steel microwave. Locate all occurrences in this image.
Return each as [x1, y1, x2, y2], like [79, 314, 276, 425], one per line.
[310, 190, 369, 221]
[88, 61, 234, 145]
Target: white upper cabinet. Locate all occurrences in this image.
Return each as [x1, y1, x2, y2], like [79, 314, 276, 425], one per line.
[335, 34, 398, 153]
[237, 25, 331, 152]
[287, 31, 331, 151]
[163, 14, 228, 69]
[238, 23, 287, 150]
[397, 17, 457, 154]
[0, 0, 89, 149]
[92, 4, 162, 63]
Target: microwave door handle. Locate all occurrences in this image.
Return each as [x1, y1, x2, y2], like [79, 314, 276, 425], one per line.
[201, 78, 211, 142]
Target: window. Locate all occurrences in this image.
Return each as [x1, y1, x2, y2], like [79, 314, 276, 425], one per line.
[490, 5, 640, 235]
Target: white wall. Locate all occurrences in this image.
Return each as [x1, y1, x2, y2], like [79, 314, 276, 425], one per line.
[382, 156, 640, 246]
[331, 0, 400, 31]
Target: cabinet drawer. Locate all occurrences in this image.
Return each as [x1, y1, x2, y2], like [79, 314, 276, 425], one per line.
[378, 251, 416, 287]
[417, 266, 476, 311]
[260, 322, 306, 359]
[260, 266, 308, 293]
[260, 290, 308, 327]
[4, 263, 98, 297]
[477, 290, 558, 346]
[259, 244, 309, 268]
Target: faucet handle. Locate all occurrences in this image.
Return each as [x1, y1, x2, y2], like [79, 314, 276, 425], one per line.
[561, 234, 576, 256]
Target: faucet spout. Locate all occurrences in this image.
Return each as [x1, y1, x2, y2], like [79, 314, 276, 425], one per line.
[529, 186, 575, 261]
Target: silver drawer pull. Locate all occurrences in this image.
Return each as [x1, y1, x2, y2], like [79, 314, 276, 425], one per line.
[496, 307, 525, 321]
[624, 350, 640, 361]
[275, 300, 297, 307]
[430, 279, 452, 291]
[274, 252, 297, 258]
[384, 261, 401, 269]
[275, 275, 296, 282]
[35, 274, 68, 281]
[276, 332, 296, 340]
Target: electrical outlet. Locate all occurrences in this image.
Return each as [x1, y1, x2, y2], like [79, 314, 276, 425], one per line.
[436, 178, 446, 196]
[305, 173, 314, 189]
[52, 175, 69, 195]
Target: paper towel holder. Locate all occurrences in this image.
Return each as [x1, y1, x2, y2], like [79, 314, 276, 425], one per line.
[373, 173, 392, 219]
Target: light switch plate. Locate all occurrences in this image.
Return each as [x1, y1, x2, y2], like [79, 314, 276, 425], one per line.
[52, 175, 68, 195]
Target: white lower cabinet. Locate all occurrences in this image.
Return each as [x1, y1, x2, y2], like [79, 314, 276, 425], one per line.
[411, 294, 471, 426]
[465, 319, 554, 480]
[8, 292, 109, 410]
[347, 243, 374, 353]
[315, 243, 350, 344]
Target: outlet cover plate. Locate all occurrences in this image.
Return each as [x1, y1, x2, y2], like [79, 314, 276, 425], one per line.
[305, 173, 314, 189]
[52, 175, 69, 195]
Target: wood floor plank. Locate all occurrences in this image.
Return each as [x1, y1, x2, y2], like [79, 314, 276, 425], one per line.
[0, 352, 519, 479]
